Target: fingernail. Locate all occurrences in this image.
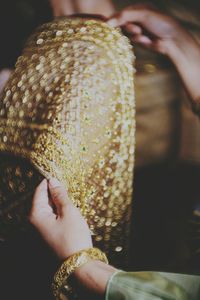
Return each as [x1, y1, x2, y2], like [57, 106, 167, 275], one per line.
[107, 18, 118, 27]
[41, 178, 47, 185]
[49, 178, 61, 188]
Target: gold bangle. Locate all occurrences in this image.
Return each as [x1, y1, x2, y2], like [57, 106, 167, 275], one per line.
[52, 248, 108, 300]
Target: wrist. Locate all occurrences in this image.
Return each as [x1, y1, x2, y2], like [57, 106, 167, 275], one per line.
[52, 248, 110, 299]
[73, 260, 117, 295]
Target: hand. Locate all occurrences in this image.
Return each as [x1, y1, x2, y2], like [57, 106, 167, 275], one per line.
[108, 4, 200, 103]
[0, 69, 12, 95]
[107, 4, 191, 56]
[29, 178, 93, 260]
[30, 179, 116, 297]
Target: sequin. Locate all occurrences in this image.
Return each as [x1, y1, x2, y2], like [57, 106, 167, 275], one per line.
[62, 42, 68, 48]
[56, 30, 63, 36]
[0, 18, 135, 268]
[6, 90, 11, 96]
[36, 38, 44, 45]
[115, 246, 123, 252]
[17, 81, 23, 88]
[67, 28, 74, 34]
[3, 136, 7, 142]
[19, 111, 24, 118]
[80, 27, 87, 33]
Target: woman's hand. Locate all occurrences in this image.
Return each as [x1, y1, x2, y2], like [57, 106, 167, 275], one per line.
[107, 4, 193, 56]
[29, 178, 93, 260]
[108, 4, 200, 105]
[30, 179, 116, 296]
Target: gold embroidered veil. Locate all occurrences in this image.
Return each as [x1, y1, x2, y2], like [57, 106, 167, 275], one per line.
[0, 17, 135, 267]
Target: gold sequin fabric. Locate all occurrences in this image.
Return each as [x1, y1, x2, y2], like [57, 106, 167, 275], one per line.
[0, 17, 135, 267]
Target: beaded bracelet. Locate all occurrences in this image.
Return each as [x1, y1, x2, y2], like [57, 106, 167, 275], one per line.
[52, 248, 108, 300]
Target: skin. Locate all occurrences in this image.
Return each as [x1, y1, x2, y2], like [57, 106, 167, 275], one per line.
[107, 4, 200, 104]
[29, 179, 116, 298]
[30, 5, 200, 299]
[29, 178, 93, 260]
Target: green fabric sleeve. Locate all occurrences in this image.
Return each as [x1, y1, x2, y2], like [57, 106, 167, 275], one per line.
[105, 271, 200, 300]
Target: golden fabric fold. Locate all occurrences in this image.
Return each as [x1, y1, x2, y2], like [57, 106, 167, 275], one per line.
[0, 17, 135, 267]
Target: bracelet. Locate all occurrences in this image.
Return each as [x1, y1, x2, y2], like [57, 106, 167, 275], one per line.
[52, 248, 108, 300]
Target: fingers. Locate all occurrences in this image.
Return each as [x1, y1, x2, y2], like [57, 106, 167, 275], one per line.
[29, 179, 55, 226]
[131, 34, 152, 46]
[49, 178, 72, 216]
[124, 23, 152, 45]
[125, 23, 142, 35]
[121, 22, 152, 46]
[107, 11, 143, 27]
[107, 5, 160, 49]
[30, 177, 73, 228]
[108, 6, 149, 27]
[107, 2, 160, 28]
[31, 179, 48, 211]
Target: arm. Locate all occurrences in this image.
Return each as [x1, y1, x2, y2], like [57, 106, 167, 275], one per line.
[29, 178, 116, 298]
[108, 5, 200, 111]
[29, 179, 198, 300]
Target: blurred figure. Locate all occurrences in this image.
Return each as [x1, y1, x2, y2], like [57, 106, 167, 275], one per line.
[50, 0, 114, 17]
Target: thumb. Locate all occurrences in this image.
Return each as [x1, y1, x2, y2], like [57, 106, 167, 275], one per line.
[48, 178, 71, 216]
[30, 179, 54, 225]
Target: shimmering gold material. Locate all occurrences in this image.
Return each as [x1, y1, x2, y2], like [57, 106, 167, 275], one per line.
[52, 247, 108, 300]
[0, 17, 135, 267]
